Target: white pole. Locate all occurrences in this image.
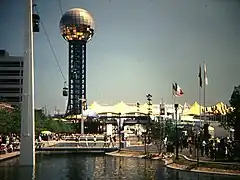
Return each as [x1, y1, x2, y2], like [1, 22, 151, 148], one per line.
[199, 68, 202, 127]
[20, 0, 35, 166]
[203, 63, 206, 125]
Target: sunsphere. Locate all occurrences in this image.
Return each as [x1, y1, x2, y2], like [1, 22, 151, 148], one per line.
[59, 8, 95, 42]
[59, 8, 95, 125]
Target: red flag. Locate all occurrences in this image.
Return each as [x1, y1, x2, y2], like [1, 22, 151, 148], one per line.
[173, 82, 184, 97]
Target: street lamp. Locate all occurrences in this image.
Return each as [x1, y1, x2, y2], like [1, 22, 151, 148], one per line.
[136, 102, 140, 114]
[145, 94, 152, 154]
[117, 113, 122, 150]
[142, 128, 147, 154]
[146, 94, 153, 116]
[174, 103, 179, 159]
[136, 102, 140, 138]
[159, 101, 165, 152]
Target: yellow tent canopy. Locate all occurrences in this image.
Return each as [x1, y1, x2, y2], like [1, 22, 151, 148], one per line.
[139, 103, 150, 114]
[185, 101, 232, 116]
[41, 130, 51, 135]
[215, 102, 226, 115]
[185, 101, 204, 116]
[113, 101, 129, 114]
[89, 101, 101, 110]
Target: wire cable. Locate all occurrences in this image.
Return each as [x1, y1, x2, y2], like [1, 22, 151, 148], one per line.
[58, 0, 63, 16]
[34, 5, 67, 83]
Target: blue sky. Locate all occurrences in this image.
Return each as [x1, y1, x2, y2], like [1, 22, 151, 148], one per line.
[0, 0, 239, 113]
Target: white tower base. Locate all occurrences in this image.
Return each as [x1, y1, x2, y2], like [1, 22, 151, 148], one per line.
[20, 0, 35, 166]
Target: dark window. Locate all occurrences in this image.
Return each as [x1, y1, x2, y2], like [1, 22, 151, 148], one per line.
[0, 70, 23, 76]
[0, 88, 20, 93]
[0, 62, 21, 67]
[3, 96, 20, 102]
[0, 79, 21, 85]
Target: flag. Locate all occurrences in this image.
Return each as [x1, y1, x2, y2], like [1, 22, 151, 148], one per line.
[204, 61, 208, 86]
[198, 64, 202, 88]
[172, 83, 177, 95]
[172, 82, 184, 97]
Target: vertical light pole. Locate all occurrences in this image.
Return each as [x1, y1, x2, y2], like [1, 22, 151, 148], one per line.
[146, 94, 152, 154]
[196, 130, 200, 166]
[136, 102, 140, 113]
[136, 102, 140, 137]
[20, 0, 36, 166]
[175, 104, 179, 159]
[117, 113, 121, 150]
[160, 99, 165, 153]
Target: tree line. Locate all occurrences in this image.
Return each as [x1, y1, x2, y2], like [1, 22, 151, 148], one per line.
[0, 108, 74, 134]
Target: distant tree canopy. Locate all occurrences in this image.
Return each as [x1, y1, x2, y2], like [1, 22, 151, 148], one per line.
[0, 107, 21, 134]
[147, 118, 177, 153]
[0, 107, 74, 134]
[219, 85, 240, 141]
[35, 109, 74, 134]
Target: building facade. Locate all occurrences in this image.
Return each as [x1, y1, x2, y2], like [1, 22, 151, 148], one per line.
[0, 50, 23, 106]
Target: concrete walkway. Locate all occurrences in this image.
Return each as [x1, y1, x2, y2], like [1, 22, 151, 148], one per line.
[0, 141, 59, 162]
[125, 145, 240, 176]
[126, 145, 240, 165]
[180, 153, 240, 166]
[0, 151, 20, 162]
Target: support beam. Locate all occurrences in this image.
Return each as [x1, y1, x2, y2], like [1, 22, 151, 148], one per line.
[20, 0, 35, 166]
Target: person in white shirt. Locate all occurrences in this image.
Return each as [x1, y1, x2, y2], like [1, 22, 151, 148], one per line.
[93, 136, 97, 146]
[201, 140, 206, 156]
[85, 136, 88, 147]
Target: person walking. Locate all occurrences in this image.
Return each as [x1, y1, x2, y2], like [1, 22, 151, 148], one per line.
[85, 135, 88, 147]
[93, 135, 97, 146]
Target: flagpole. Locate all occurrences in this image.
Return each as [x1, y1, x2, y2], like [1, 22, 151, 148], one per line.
[173, 95, 175, 118]
[172, 83, 174, 119]
[197, 66, 201, 166]
[203, 62, 206, 125]
[199, 79, 202, 126]
[172, 84, 176, 120]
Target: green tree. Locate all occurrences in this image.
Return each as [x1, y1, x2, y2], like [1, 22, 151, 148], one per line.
[35, 109, 75, 133]
[0, 106, 74, 134]
[149, 120, 165, 154]
[0, 107, 21, 134]
[164, 119, 176, 142]
[6, 107, 21, 133]
[0, 109, 11, 133]
[219, 85, 240, 141]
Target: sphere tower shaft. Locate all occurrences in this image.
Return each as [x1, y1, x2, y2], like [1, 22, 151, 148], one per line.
[66, 40, 86, 116]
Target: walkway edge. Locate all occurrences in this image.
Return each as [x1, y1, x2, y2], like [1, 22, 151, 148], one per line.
[0, 152, 20, 162]
[106, 150, 240, 176]
[165, 160, 240, 176]
[105, 151, 146, 158]
[179, 153, 240, 166]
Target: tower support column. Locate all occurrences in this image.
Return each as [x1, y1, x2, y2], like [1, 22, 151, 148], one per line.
[66, 41, 86, 133]
[20, 0, 35, 166]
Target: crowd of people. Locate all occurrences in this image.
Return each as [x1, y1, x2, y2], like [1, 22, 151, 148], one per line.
[179, 134, 238, 161]
[0, 134, 19, 154]
[1, 131, 238, 162]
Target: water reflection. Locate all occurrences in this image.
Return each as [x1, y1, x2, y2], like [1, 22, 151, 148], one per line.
[0, 154, 239, 180]
[18, 166, 35, 180]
